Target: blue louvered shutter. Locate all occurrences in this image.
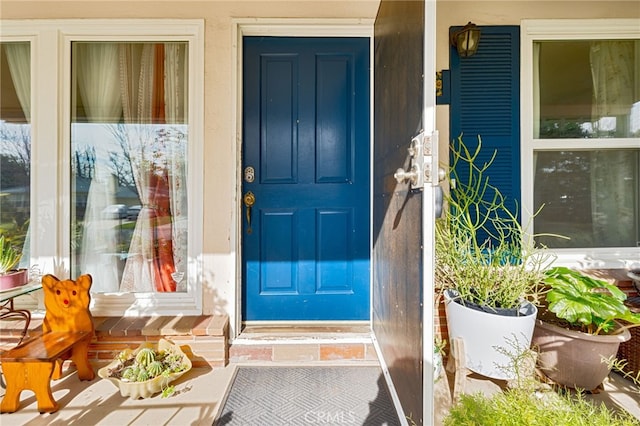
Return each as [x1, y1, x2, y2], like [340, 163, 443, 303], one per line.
[450, 25, 520, 216]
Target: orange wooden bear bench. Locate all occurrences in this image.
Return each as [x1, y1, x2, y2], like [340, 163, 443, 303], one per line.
[0, 274, 95, 414]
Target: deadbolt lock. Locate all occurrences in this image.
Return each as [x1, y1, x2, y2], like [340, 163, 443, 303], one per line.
[244, 166, 255, 183]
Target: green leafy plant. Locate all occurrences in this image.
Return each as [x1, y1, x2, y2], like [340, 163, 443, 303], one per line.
[436, 135, 557, 310]
[0, 234, 22, 274]
[160, 371, 177, 398]
[542, 266, 640, 335]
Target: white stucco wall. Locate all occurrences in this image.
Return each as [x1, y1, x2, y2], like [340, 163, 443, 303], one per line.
[2, 0, 637, 336]
[1, 1, 380, 336]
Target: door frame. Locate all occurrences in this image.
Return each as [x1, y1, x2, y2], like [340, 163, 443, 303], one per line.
[423, 2, 436, 423]
[231, 19, 374, 338]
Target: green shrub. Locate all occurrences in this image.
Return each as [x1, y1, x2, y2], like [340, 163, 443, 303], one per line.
[444, 389, 640, 426]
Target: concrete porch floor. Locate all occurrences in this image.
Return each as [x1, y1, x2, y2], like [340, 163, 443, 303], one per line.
[0, 360, 638, 425]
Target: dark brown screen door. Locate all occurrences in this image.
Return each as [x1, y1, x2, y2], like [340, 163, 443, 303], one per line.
[373, 1, 437, 424]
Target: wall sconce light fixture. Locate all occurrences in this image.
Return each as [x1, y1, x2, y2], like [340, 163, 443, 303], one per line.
[451, 22, 481, 57]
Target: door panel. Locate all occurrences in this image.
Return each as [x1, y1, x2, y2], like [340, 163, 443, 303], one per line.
[260, 54, 297, 183]
[242, 37, 370, 321]
[373, 1, 434, 425]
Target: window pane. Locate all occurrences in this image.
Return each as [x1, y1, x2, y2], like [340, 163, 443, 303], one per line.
[70, 42, 189, 293]
[534, 149, 640, 248]
[535, 40, 640, 138]
[0, 42, 31, 270]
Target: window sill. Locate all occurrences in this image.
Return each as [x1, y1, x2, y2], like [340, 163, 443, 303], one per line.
[553, 249, 640, 270]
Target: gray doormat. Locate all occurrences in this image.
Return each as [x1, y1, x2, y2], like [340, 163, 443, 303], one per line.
[214, 366, 401, 425]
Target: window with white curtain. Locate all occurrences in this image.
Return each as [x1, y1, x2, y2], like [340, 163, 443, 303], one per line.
[0, 21, 204, 316]
[0, 42, 31, 271]
[71, 41, 189, 294]
[522, 20, 640, 268]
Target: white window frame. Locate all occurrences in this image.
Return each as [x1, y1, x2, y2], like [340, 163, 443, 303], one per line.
[521, 19, 640, 270]
[0, 19, 205, 316]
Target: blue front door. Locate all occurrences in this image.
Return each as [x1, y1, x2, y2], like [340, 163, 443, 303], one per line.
[242, 37, 370, 321]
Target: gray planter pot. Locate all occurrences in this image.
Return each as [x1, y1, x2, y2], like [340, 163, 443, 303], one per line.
[532, 319, 631, 391]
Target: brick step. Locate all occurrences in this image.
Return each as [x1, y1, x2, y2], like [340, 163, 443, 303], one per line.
[1, 315, 229, 368]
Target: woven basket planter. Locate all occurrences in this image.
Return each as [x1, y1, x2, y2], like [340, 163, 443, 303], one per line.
[619, 271, 640, 376]
[617, 324, 640, 376]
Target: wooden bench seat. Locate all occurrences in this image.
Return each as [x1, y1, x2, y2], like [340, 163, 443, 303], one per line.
[1, 331, 94, 413]
[0, 274, 95, 414]
[2, 331, 91, 362]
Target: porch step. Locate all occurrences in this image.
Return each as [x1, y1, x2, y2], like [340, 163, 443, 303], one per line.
[0, 315, 229, 368]
[230, 325, 379, 364]
[91, 315, 228, 368]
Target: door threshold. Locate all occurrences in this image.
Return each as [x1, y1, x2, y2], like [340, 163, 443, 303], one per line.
[236, 322, 372, 343]
[230, 322, 378, 364]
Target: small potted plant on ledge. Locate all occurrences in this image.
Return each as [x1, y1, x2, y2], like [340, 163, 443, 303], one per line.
[0, 235, 28, 291]
[533, 266, 640, 391]
[436, 135, 558, 380]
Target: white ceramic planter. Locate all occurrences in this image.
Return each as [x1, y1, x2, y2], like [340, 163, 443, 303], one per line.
[444, 289, 537, 380]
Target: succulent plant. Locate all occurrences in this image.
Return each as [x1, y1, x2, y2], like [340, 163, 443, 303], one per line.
[105, 344, 189, 383]
[100, 340, 192, 399]
[136, 367, 150, 382]
[121, 366, 139, 381]
[146, 360, 165, 378]
[135, 348, 156, 366]
[117, 349, 133, 363]
[0, 235, 22, 275]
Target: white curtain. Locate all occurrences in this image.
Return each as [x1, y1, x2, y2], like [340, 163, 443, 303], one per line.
[118, 43, 187, 293]
[589, 41, 636, 246]
[4, 42, 32, 269]
[118, 44, 157, 292]
[164, 43, 188, 291]
[75, 43, 123, 292]
[5, 43, 30, 123]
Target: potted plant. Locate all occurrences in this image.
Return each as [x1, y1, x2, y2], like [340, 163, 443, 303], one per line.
[0, 235, 28, 291]
[533, 266, 640, 391]
[436, 135, 556, 380]
[98, 338, 192, 399]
